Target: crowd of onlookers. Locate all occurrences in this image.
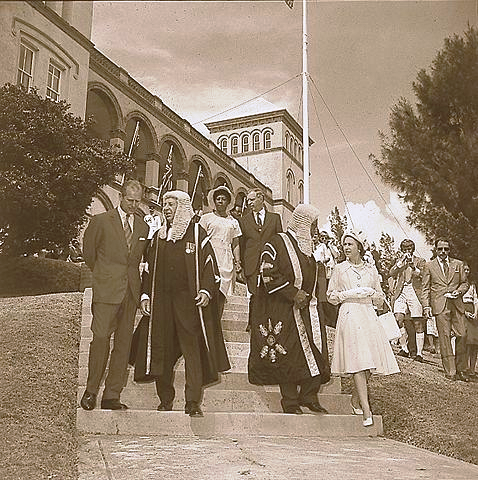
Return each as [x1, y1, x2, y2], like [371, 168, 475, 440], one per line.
[311, 232, 478, 383]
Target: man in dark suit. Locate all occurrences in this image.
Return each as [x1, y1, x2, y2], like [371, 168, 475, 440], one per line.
[422, 238, 469, 381]
[239, 188, 282, 327]
[80, 179, 149, 410]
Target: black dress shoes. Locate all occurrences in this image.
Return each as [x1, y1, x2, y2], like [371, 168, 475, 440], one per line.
[101, 399, 129, 410]
[157, 403, 173, 411]
[80, 391, 97, 411]
[456, 372, 470, 382]
[283, 406, 303, 414]
[300, 402, 328, 414]
[397, 349, 409, 358]
[413, 355, 424, 363]
[445, 374, 457, 381]
[185, 402, 203, 417]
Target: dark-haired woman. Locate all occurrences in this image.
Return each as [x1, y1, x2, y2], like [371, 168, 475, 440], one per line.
[327, 230, 399, 427]
[199, 186, 242, 319]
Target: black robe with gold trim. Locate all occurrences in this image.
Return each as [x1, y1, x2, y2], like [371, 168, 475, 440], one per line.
[248, 232, 330, 385]
[129, 221, 231, 386]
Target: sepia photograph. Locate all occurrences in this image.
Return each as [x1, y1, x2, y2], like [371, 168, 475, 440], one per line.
[0, 1, 477, 478]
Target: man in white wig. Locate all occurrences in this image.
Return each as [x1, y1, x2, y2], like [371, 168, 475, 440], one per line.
[130, 191, 230, 417]
[248, 204, 330, 414]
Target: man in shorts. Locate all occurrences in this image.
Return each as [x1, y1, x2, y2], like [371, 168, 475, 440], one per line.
[389, 239, 426, 362]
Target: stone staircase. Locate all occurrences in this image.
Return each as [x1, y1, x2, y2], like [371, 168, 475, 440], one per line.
[77, 289, 383, 436]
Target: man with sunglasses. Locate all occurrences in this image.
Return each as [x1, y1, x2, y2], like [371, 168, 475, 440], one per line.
[422, 239, 469, 381]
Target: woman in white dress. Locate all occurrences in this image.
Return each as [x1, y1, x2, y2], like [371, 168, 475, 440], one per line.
[327, 230, 399, 426]
[199, 186, 242, 318]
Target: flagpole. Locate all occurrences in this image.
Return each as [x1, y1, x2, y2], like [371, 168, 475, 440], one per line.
[190, 164, 203, 207]
[121, 120, 140, 185]
[156, 144, 174, 203]
[302, 0, 310, 204]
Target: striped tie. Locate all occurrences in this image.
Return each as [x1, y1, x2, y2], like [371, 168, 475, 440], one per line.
[124, 215, 133, 250]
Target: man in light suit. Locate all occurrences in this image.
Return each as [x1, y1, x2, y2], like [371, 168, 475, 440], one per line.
[80, 179, 149, 410]
[422, 238, 469, 382]
[239, 188, 282, 328]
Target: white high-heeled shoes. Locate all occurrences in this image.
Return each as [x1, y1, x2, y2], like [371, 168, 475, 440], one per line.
[351, 401, 363, 415]
[363, 416, 373, 427]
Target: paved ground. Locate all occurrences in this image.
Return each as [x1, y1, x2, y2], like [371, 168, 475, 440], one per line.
[79, 434, 478, 480]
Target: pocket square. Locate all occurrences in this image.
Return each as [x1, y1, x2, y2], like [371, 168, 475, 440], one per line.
[139, 237, 146, 241]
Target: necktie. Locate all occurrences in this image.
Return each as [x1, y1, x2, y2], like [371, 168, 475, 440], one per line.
[124, 215, 133, 250]
[443, 259, 449, 278]
[256, 212, 262, 227]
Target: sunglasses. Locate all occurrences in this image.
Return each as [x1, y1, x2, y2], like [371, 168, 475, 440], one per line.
[436, 247, 450, 251]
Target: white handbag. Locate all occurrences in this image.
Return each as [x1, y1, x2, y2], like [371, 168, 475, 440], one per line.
[378, 300, 401, 341]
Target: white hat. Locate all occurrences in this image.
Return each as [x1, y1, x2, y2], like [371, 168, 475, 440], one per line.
[341, 229, 368, 251]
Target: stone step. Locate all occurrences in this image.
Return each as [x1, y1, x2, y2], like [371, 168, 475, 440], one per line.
[81, 325, 250, 344]
[79, 338, 250, 359]
[78, 367, 342, 395]
[223, 303, 248, 313]
[224, 329, 249, 343]
[222, 319, 248, 332]
[76, 384, 350, 414]
[221, 310, 249, 322]
[225, 295, 249, 306]
[78, 350, 252, 374]
[77, 409, 383, 437]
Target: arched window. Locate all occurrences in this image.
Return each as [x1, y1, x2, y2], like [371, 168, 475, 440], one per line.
[298, 181, 304, 204]
[294, 140, 298, 159]
[285, 132, 290, 151]
[242, 135, 249, 153]
[220, 138, 227, 153]
[231, 136, 239, 154]
[298, 145, 302, 162]
[264, 131, 271, 149]
[286, 170, 295, 204]
[253, 132, 260, 151]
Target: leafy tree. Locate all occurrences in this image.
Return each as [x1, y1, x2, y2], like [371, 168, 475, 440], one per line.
[378, 232, 400, 280]
[328, 206, 347, 260]
[0, 84, 135, 255]
[372, 26, 478, 272]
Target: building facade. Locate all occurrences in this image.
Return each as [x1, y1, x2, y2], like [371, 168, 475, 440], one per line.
[206, 108, 309, 223]
[0, 1, 303, 232]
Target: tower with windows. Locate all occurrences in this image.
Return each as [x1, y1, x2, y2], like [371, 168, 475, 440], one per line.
[205, 100, 309, 221]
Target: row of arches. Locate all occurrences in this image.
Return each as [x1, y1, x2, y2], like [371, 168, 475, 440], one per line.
[218, 128, 273, 155]
[285, 131, 303, 162]
[86, 82, 247, 211]
[286, 169, 304, 205]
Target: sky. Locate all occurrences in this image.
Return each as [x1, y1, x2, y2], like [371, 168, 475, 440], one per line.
[91, 0, 477, 256]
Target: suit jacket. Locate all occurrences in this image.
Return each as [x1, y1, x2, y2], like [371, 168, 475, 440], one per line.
[239, 210, 282, 280]
[83, 208, 149, 305]
[389, 254, 426, 305]
[422, 257, 468, 315]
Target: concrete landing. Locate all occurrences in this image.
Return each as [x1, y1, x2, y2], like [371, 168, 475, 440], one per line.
[79, 435, 478, 480]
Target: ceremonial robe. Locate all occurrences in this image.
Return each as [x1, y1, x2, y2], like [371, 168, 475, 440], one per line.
[130, 222, 231, 386]
[248, 232, 330, 386]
